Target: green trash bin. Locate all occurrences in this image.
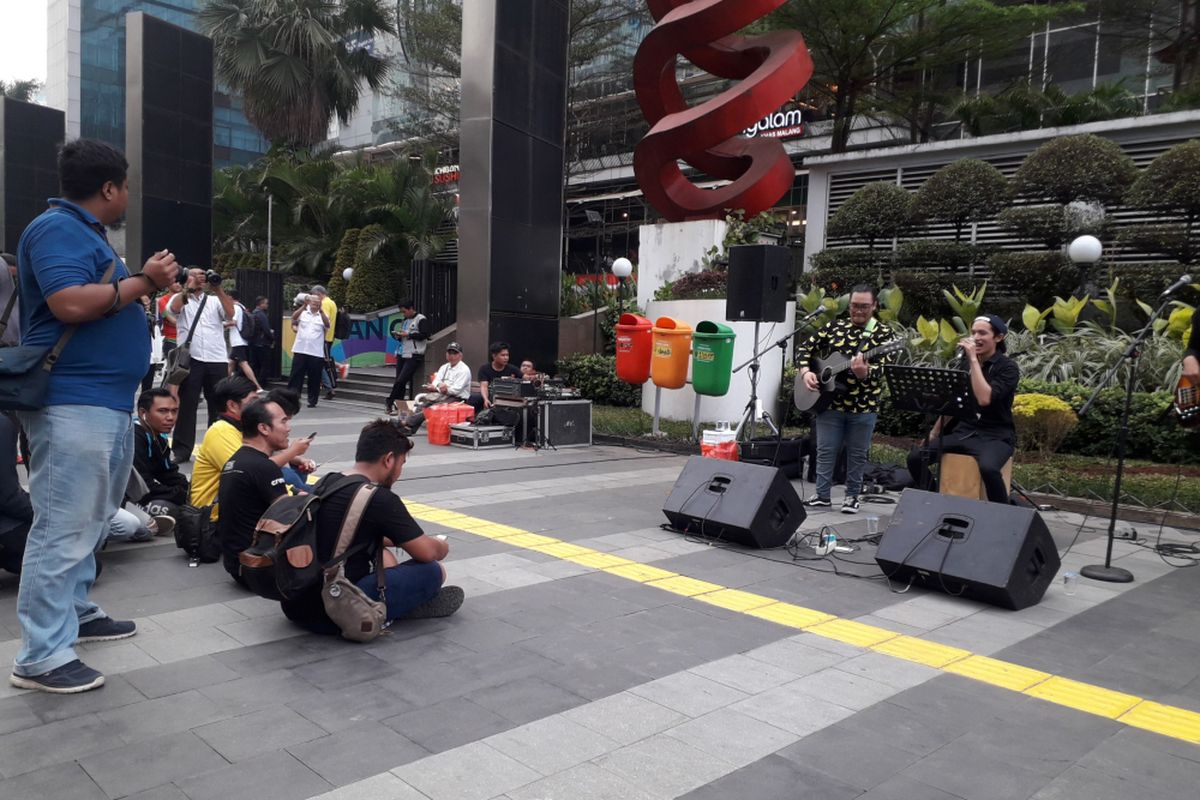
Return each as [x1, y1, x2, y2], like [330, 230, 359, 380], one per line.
[691, 321, 736, 397]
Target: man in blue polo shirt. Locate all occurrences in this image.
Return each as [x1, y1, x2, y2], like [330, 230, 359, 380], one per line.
[12, 139, 178, 694]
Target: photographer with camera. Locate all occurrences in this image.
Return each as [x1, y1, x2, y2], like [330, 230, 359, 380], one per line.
[169, 267, 234, 463]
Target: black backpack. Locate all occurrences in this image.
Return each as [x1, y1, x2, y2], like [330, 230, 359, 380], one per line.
[333, 304, 351, 339]
[237, 303, 258, 341]
[238, 474, 371, 601]
[174, 504, 221, 565]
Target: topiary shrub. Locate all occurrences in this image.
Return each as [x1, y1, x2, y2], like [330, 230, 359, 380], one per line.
[996, 205, 1082, 249]
[1124, 140, 1200, 264]
[807, 250, 884, 294]
[326, 228, 361, 307]
[1109, 262, 1198, 305]
[827, 182, 915, 251]
[986, 252, 1076, 311]
[895, 240, 983, 274]
[1013, 393, 1078, 455]
[892, 270, 984, 321]
[346, 225, 403, 312]
[665, 269, 727, 300]
[555, 354, 642, 407]
[1011, 134, 1138, 206]
[911, 159, 1008, 241]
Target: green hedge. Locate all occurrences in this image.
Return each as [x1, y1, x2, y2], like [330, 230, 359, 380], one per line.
[807, 250, 885, 294]
[212, 252, 267, 272]
[895, 240, 984, 274]
[556, 354, 642, 407]
[1109, 262, 1200, 305]
[986, 251, 1077, 311]
[1016, 379, 1199, 464]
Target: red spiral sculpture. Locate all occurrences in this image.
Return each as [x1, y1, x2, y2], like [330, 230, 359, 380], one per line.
[633, 0, 813, 222]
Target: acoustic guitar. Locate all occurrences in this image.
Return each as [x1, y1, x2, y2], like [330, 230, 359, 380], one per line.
[794, 339, 907, 413]
[1176, 375, 1199, 427]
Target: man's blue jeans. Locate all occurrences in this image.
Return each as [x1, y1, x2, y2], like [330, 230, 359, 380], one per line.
[814, 409, 877, 501]
[14, 405, 132, 677]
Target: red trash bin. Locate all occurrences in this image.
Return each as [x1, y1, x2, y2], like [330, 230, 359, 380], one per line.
[615, 313, 653, 384]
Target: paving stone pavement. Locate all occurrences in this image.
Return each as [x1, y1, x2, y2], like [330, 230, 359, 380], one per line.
[1, 399, 1199, 799]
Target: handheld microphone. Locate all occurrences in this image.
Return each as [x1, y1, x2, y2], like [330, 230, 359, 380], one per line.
[1161, 274, 1193, 298]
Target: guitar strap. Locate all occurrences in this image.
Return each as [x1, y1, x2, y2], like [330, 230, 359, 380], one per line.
[853, 318, 877, 356]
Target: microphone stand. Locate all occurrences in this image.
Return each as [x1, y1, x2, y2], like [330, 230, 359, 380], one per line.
[1076, 293, 1176, 583]
[731, 308, 825, 444]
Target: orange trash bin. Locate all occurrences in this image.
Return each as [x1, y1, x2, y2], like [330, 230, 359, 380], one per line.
[425, 402, 473, 446]
[615, 313, 653, 384]
[650, 316, 693, 390]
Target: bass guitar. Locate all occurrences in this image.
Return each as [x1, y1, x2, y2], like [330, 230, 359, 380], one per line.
[1176, 375, 1199, 427]
[794, 339, 906, 413]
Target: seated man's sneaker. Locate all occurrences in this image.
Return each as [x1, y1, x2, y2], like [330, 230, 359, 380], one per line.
[841, 496, 860, 514]
[804, 495, 832, 508]
[10, 659, 104, 694]
[404, 586, 465, 619]
[77, 617, 137, 643]
[152, 514, 176, 538]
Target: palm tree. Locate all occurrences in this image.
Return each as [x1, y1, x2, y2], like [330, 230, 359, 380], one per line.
[199, 0, 396, 149]
[0, 79, 41, 101]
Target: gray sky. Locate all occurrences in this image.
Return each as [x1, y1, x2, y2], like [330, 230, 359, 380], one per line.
[1, 4, 49, 85]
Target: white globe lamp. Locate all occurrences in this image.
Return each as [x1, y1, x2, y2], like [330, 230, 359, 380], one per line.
[611, 257, 633, 279]
[1067, 235, 1102, 265]
[342, 267, 354, 281]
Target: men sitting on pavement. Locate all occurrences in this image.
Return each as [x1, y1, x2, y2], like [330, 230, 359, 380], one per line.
[399, 342, 472, 431]
[216, 399, 291, 584]
[133, 388, 189, 511]
[191, 377, 312, 512]
[469, 341, 520, 412]
[281, 419, 462, 634]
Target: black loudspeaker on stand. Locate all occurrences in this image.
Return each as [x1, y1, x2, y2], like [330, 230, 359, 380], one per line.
[726, 244, 789, 323]
[874, 490, 1061, 610]
[662, 457, 806, 549]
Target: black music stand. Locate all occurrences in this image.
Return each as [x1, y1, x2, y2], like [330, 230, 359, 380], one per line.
[884, 365, 975, 492]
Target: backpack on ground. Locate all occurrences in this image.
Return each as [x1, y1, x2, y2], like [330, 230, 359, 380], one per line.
[238, 474, 368, 601]
[174, 504, 220, 565]
[237, 303, 258, 341]
[333, 304, 351, 339]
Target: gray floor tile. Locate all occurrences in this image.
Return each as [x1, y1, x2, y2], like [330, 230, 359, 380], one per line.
[627, 670, 750, 719]
[0, 713, 116, 779]
[562, 691, 688, 746]
[506, 762, 654, 800]
[686, 653, 805, 695]
[778, 724, 921, 791]
[382, 696, 514, 754]
[286, 681, 416, 733]
[464, 676, 589, 725]
[664, 707, 796, 768]
[175, 750, 333, 800]
[96, 689, 231, 743]
[856, 774, 966, 800]
[1075, 734, 1200, 798]
[676, 753, 861, 800]
[199, 669, 322, 714]
[0, 762, 107, 800]
[78, 730, 229, 799]
[484, 715, 620, 776]
[287, 721, 428, 787]
[194, 705, 328, 762]
[391, 741, 540, 800]
[22, 674, 147, 724]
[730, 681, 857, 737]
[122, 784, 191, 800]
[309, 772, 431, 799]
[1031, 764, 1177, 800]
[123, 654, 242, 699]
[902, 746, 1048, 800]
[594, 733, 735, 798]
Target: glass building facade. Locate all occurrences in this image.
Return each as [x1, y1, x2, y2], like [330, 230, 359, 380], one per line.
[77, 0, 266, 166]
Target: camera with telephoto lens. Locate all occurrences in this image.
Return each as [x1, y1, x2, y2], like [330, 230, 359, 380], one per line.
[205, 269, 222, 286]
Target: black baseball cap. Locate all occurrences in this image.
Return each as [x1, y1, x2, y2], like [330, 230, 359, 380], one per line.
[446, 342, 462, 353]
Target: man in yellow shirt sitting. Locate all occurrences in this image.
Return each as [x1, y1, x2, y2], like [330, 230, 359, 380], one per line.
[190, 379, 313, 515]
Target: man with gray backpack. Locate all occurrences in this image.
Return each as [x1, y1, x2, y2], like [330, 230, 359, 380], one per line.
[245, 419, 463, 639]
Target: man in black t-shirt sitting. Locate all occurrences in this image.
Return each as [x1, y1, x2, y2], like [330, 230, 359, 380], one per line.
[216, 399, 291, 584]
[281, 420, 463, 634]
[468, 341, 521, 413]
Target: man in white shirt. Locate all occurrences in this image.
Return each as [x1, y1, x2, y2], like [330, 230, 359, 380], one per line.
[169, 268, 235, 463]
[401, 342, 472, 431]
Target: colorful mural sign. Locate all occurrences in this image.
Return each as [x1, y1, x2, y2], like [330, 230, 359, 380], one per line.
[280, 305, 409, 373]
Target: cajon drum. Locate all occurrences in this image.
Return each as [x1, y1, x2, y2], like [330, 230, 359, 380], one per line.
[939, 453, 1012, 501]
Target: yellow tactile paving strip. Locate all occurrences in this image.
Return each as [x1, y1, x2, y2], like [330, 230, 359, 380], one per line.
[405, 502, 1200, 746]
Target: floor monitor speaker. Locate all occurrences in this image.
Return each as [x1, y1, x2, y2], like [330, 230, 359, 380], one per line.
[725, 244, 789, 323]
[875, 489, 1060, 610]
[662, 456, 805, 549]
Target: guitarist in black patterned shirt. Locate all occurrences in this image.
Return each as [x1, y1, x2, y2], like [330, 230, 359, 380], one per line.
[795, 285, 898, 513]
